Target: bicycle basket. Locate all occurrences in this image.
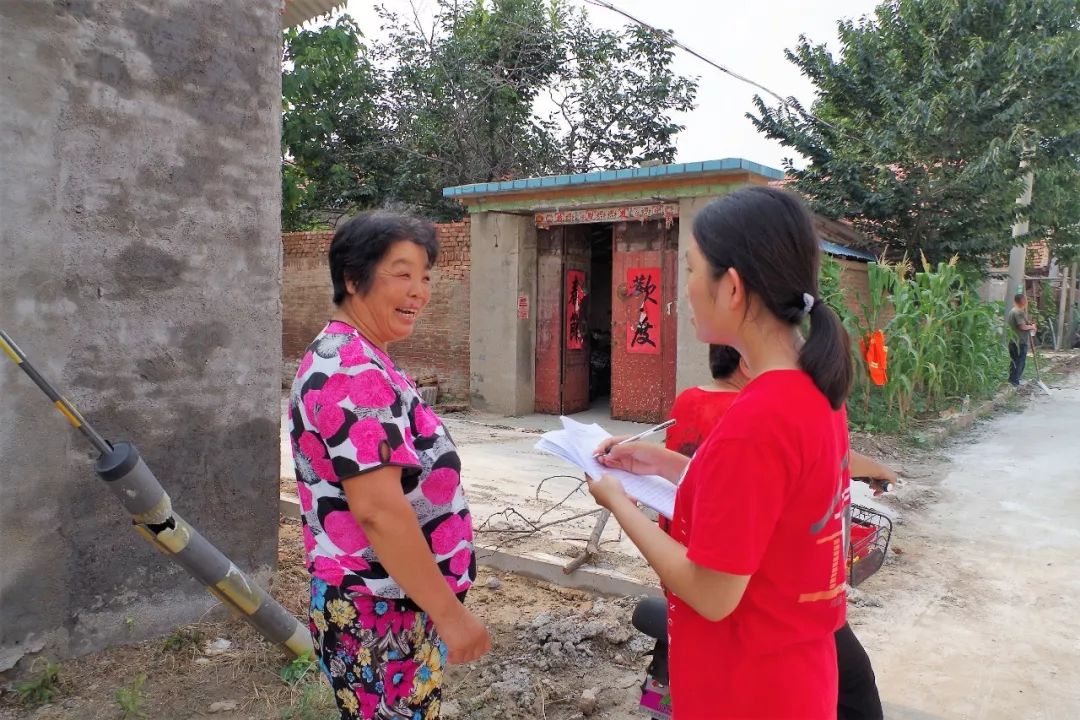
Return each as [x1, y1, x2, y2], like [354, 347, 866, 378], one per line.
[848, 503, 892, 587]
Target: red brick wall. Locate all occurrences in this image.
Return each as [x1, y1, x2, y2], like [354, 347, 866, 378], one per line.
[395, 221, 471, 401]
[281, 221, 471, 401]
[837, 259, 871, 319]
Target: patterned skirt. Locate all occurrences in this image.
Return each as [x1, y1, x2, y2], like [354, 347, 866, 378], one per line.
[309, 580, 447, 720]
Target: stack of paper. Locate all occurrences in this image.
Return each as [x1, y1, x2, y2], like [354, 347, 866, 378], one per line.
[535, 417, 676, 519]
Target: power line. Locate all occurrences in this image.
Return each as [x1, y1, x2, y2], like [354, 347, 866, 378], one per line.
[583, 0, 787, 106]
[582, 0, 847, 141]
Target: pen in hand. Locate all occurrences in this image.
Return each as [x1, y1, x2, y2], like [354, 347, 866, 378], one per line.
[593, 419, 676, 458]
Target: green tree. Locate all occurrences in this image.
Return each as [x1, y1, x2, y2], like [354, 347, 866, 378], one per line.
[374, 0, 565, 217]
[749, 0, 1080, 267]
[281, 16, 384, 230]
[1030, 155, 1080, 264]
[548, 11, 697, 173]
[280, 1, 699, 224]
[375, 0, 696, 215]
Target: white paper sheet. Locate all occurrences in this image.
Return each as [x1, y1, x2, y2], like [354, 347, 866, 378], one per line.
[534, 416, 677, 519]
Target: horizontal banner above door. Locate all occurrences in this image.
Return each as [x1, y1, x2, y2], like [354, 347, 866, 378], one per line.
[535, 203, 678, 229]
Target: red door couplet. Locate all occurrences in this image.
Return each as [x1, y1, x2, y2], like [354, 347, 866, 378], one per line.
[611, 221, 678, 423]
[561, 232, 591, 414]
[534, 227, 591, 415]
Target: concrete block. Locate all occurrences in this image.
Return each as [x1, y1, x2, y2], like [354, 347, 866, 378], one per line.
[475, 545, 661, 599]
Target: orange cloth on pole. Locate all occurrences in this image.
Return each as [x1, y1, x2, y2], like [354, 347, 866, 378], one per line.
[860, 331, 888, 386]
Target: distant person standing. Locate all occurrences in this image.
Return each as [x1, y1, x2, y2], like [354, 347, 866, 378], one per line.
[1007, 293, 1037, 386]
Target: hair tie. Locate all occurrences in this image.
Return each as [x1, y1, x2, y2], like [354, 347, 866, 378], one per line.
[802, 293, 816, 316]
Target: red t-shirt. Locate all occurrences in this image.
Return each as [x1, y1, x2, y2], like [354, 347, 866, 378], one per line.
[665, 387, 740, 457]
[667, 370, 850, 719]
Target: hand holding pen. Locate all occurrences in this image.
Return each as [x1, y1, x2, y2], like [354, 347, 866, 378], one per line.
[593, 419, 676, 458]
[593, 419, 681, 480]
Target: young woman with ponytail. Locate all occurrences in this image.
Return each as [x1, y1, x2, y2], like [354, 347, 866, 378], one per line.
[590, 187, 854, 718]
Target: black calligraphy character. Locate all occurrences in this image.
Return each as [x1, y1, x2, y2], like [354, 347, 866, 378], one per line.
[631, 273, 658, 304]
[569, 277, 585, 308]
[630, 309, 656, 348]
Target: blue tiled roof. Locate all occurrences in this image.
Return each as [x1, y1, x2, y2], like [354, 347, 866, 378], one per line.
[821, 239, 876, 262]
[442, 158, 785, 198]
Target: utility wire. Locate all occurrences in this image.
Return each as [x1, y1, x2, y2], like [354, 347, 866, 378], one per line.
[583, 0, 848, 141]
[584, 0, 787, 105]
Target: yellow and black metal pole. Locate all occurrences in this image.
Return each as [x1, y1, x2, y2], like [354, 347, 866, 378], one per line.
[0, 329, 312, 658]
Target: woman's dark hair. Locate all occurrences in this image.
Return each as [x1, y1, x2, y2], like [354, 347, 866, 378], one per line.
[329, 211, 438, 305]
[692, 187, 853, 409]
[708, 344, 742, 381]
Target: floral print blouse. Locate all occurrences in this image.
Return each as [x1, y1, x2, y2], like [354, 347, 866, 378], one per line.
[289, 321, 475, 598]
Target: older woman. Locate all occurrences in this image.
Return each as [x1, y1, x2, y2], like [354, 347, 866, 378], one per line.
[289, 212, 489, 720]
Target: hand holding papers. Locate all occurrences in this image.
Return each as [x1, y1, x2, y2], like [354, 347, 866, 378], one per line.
[535, 417, 676, 519]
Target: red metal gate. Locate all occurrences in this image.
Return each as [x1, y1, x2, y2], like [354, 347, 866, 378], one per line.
[610, 221, 678, 423]
[535, 227, 591, 415]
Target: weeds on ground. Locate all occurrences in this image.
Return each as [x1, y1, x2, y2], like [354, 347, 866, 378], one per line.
[115, 673, 148, 719]
[281, 679, 337, 720]
[281, 652, 317, 685]
[280, 653, 335, 720]
[14, 659, 61, 708]
[1002, 394, 1026, 414]
[162, 628, 204, 654]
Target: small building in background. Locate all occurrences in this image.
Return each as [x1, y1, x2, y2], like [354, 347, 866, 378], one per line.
[281, 160, 879, 421]
[442, 158, 878, 422]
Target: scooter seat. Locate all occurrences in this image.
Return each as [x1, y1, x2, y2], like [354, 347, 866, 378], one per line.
[632, 596, 668, 642]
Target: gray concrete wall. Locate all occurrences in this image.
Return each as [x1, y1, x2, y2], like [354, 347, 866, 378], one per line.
[676, 197, 715, 393]
[0, 1, 282, 668]
[469, 213, 537, 415]
[978, 277, 1009, 304]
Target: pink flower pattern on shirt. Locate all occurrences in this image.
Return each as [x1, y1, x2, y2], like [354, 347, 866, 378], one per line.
[289, 321, 474, 599]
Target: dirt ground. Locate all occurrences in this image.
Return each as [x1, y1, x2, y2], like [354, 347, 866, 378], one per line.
[0, 517, 648, 720]
[851, 363, 1080, 719]
[5, 358, 1079, 719]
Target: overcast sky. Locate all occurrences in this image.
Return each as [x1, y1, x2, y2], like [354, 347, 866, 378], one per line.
[336, 0, 881, 172]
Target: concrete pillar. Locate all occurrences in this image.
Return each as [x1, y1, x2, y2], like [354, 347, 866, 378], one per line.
[1006, 171, 1035, 305]
[675, 197, 714, 393]
[1056, 266, 1069, 350]
[0, 1, 281, 665]
[468, 213, 537, 415]
[1068, 264, 1079, 348]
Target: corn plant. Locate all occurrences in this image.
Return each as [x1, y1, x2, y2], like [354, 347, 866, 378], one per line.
[822, 253, 1008, 431]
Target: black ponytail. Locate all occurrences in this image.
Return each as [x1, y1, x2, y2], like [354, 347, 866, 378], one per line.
[692, 187, 853, 409]
[802, 300, 852, 409]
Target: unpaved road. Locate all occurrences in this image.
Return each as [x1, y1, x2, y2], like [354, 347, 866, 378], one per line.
[854, 372, 1080, 720]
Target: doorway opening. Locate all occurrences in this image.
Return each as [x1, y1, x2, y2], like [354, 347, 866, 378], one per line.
[533, 218, 677, 422]
[587, 224, 613, 407]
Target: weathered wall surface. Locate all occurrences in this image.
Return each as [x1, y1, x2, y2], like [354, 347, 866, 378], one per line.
[0, 1, 282, 667]
[676, 196, 716, 393]
[281, 221, 472, 400]
[469, 213, 537, 415]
